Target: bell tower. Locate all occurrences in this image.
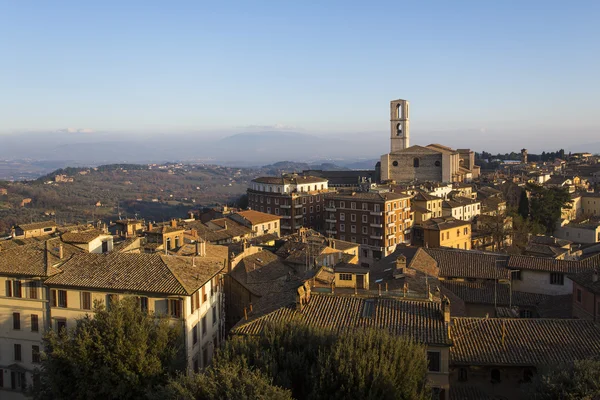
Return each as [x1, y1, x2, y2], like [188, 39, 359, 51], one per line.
[390, 99, 410, 152]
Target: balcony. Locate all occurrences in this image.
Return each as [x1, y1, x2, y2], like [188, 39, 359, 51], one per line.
[326, 230, 337, 235]
[404, 207, 411, 212]
[387, 222, 395, 227]
[370, 223, 383, 228]
[370, 235, 383, 240]
[404, 218, 412, 223]
[281, 215, 291, 219]
[325, 207, 336, 212]
[370, 211, 382, 216]
[325, 219, 337, 223]
[404, 229, 411, 234]
[281, 204, 291, 209]
[294, 214, 303, 219]
[294, 204, 303, 208]
[281, 224, 292, 230]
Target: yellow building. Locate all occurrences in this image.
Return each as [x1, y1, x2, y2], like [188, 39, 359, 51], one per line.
[0, 238, 81, 391]
[44, 252, 226, 374]
[412, 191, 444, 220]
[422, 217, 472, 250]
[229, 210, 282, 237]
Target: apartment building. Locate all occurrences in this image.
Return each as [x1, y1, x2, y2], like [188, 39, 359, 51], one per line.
[412, 191, 444, 221]
[247, 175, 329, 235]
[419, 218, 472, 250]
[44, 252, 226, 374]
[0, 239, 82, 391]
[228, 210, 281, 237]
[323, 191, 412, 263]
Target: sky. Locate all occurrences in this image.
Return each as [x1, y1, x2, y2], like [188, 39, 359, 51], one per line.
[0, 1, 599, 152]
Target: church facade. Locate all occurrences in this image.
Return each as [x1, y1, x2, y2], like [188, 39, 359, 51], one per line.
[380, 99, 480, 183]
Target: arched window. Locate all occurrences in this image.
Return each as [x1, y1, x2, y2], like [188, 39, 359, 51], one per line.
[491, 369, 501, 383]
[397, 103, 402, 119]
[396, 123, 402, 136]
[413, 158, 420, 168]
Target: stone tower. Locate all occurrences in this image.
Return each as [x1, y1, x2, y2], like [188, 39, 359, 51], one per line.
[390, 99, 410, 152]
[521, 148, 528, 164]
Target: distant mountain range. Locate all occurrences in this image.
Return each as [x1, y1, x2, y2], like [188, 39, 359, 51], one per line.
[0, 130, 386, 166]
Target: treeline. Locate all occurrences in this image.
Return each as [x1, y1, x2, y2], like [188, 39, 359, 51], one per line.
[476, 149, 566, 163]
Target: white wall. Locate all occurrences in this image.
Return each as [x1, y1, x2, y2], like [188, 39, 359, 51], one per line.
[511, 270, 573, 295]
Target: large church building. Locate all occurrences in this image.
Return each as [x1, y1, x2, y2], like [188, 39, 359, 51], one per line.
[379, 99, 480, 183]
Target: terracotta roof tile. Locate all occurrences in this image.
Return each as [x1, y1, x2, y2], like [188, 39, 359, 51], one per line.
[45, 253, 224, 295]
[232, 294, 450, 346]
[423, 249, 510, 280]
[451, 317, 600, 366]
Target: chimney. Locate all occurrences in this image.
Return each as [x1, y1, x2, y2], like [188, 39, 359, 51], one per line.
[170, 219, 177, 228]
[59, 244, 64, 260]
[196, 241, 200, 256]
[148, 222, 153, 231]
[441, 296, 451, 324]
[224, 221, 228, 230]
[394, 254, 406, 279]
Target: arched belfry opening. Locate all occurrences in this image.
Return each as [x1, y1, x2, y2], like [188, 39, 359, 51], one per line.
[396, 123, 402, 136]
[397, 103, 402, 119]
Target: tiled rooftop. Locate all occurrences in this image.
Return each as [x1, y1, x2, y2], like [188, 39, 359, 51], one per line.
[232, 293, 450, 346]
[451, 317, 600, 366]
[45, 252, 224, 295]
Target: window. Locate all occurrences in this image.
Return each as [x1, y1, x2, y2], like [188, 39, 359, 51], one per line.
[212, 306, 217, 325]
[351, 214, 356, 222]
[13, 280, 22, 298]
[576, 288, 582, 303]
[13, 312, 20, 330]
[138, 296, 149, 313]
[192, 323, 198, 344]
[14, 343, 22, 361]
[339, 273, 352, 281]
[202, 315, 207, 334]
[203, 347, 209, 368]
[202, 286, 207, 303]
[340, 213, 345, 221]
[362, 226, 368, 234]
[50, 289, 57, 307]
[511, 270, 522, 281]
[11, 371, 26, 391]
[520, 309, 533, 318]
[302, 207, 306, 214]
[458, 368, 468, 382]
[192, 291, 200, 311]
[457, 229, 460, 237]
[413, 158, 420, 168]
[81, 292, 92, 310]
[106, 294, 118, 310]
[351, 202, 356, 209]
[340, 224, 345, 232]
[168, 299, 182, 318]
[316, 205, 320, 212]
[464, 227, 468, 235]
[29, 281, 38, 299]
[362, 215, 368, 223]
[58, 290, 67, 308]
[340, 201, 345, 209]
[550, 273, 564, 285]
[350, 225, 356, 233]
[193, 357, 199, 373]
[310, 206, 313, 213]
[32, 345, 40, 363]
[427, 351, 441, 372]
[56, 318, 67, 332]
[5, 280, 12, 297]
[491, 369, 501, 383]
[31, 314, 39, 332]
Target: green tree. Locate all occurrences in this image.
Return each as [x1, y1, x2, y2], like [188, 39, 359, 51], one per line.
[215, 321, 430, 400]
[518, 190, 529, 219]
[31, 297, 185, 400]
[524, 359, 600, 399]
[527, 184, 572, 234]
[151, 361, 292, 400]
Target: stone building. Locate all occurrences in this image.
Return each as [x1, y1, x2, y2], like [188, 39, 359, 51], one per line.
[247, 175, 329, 235]
[379, 99, 480, 183]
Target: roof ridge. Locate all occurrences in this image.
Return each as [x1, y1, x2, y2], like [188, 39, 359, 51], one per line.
[160, 254, 194, 295]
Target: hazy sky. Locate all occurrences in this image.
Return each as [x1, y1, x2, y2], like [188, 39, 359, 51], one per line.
[1, 1, 599, 151]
